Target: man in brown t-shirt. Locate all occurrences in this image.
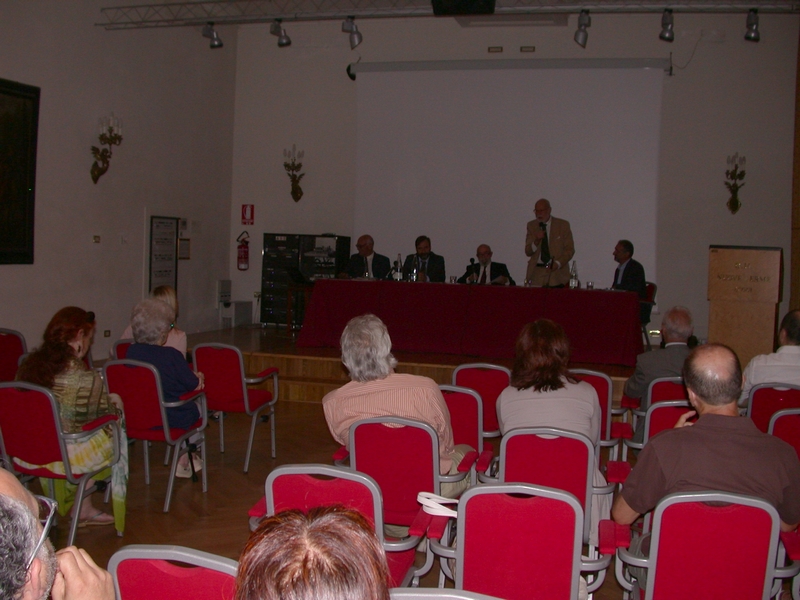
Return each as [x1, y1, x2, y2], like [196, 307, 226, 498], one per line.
[613, 343, 800, 531]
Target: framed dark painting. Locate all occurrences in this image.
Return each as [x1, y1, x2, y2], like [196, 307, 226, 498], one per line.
[0, 78, 40, 264]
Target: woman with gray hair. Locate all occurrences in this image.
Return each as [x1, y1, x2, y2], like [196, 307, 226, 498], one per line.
[323, 314, 472, 503]
[126, 298, 204, 477]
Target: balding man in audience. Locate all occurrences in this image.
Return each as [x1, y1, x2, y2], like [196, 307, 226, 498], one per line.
[739, 309, 800, 407]
[342, 235, 391, 280]
[612, 344, 800, 588]
[0, 468, 113, 600]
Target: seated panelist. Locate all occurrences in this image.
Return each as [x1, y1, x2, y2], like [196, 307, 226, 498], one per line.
[457, 244, 515, 286]
[341, 235, 391, 280]
[401, 235, 446, 282]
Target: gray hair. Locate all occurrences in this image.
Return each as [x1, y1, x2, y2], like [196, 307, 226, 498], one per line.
[661, 306, 693, 342]
[131, 298, 175, 345]
[0, 495, 39, 600]
[340, 314, 397, 383]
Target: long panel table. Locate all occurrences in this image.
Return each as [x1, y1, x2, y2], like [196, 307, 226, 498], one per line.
[296, 279, 643, 366]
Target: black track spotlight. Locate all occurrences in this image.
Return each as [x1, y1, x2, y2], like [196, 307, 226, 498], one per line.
[270, 20, 291, 47]
[342, 17, 363, 50]
[574, 10, 591, 48]
[202, 22, 223, 49]
[744, 9, 760, 42]
[659, 9, 674, 42]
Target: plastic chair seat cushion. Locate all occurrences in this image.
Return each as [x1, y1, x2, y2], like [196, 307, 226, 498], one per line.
[620, 395, 640, 409]
[386, 550, 417, 587]
[611, 421, 633, 439]
[605, 460, 632, 484]
[114, 558, 236, 600]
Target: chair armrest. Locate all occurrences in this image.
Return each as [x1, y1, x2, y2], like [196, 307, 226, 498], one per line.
[456, 450, 478, 473]
[611, 406, 627, 416]
[164, 392, 207, 427]
[593, 482, 615, 496]
[178, 390, 205, 402]
[332, 446, 349, 464]
[620, 395, 640, 410]
[246, 367, 279, 386]
[605, 460, 631, 485]
[429, 538, 457, 560]
[623, 438, 644, 453]
[580, 553, 612, 573]
[599, 520, 631, 555]
[781, 530, 800, 560]
[80, 414, 117, 431]
[407, 508, 449, 541]
[476, 449, 494, 473]
[611, 422, 633, 440]
[248, 497, 267, 518]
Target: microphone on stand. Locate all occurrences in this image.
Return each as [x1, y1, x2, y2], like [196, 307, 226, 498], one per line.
[469, 258, 477, 283]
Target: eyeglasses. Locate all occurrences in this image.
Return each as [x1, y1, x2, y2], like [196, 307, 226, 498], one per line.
[26, 495, 57, 570]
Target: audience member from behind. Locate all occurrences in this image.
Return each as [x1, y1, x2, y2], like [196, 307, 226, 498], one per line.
[16, 307, 127, 531]
[0, 467, 114, 600]
[496, 319, 610, 545]
[125, 298, 203, 477]
[118, 286, 187, 357]
[402, 235, 446, 283]
[323, 315, 472, 500]
[739, 309, 800, 407]
[457, 244, 515, 286]
[236, 506, 390, 600]
[341, 235, 391, 280]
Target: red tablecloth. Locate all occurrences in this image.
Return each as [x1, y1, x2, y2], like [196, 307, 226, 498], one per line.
[296, 280, 642, 366]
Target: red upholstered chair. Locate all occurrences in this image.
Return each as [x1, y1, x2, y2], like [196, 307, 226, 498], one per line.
[108, 544, 237, 600]
[608, 491, 798, 599]
[103, 359, 207, 512]
[113, 338, 134, 360]
[747, 383, 800, 434]
[430, 483, 611, 600]
[572, 369, 632, 485]
[439, 385, 493, 484]
[0, 328, 27, 382]
[623, 400, 693, 456]
[248, 464, 420, 587]
[768, 408, 800, 459]
[452, 363, 511, 438]
[192, 343, 279, 472]
[632, 377, 687, 423]
[0, 381, 121, 545]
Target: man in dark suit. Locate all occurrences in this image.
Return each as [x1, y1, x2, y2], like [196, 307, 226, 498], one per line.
[612, 239, 646, 298]
[457, 244, 515, 285]
[402, 235, 446, 282]
[342, 235, 391, 279]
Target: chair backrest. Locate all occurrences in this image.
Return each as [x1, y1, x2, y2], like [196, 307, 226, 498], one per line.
[266, 464, 384, 535]
[192, 343, 248, 411]
[108, 544, 238, 600]
[0, 329, 27, 383]
[646, 377, 687, 407]
[452, 364, 510, 436]
[645, 282, 657, 304]
[103, 360, 174, 441]
[642, 400, 693, 445]
[440, 385, 484, 451]
[350, 417, 439, 527]
[0, 382, 70, 477]
[571, 369, 613, 443]
[113, 339, 134, 360]
[748, 384, 800, 433]
[498, 427, 593, 544]
[645, 491, 780, 600]
[768, 408, 800, 459]
[455, 484, 583, 600]
[391, 590, 501, 599]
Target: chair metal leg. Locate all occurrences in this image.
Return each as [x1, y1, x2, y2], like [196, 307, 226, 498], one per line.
[67, 476, 92, 546]
[143, 439, 150, 485]
[164, 446, 171, 465]
[200, 434, 208, 493]
[270, 407, 276, 459]
[244, 413, 259, 473]
[219, 412, 225, 453]
[163, 442, 181, 513]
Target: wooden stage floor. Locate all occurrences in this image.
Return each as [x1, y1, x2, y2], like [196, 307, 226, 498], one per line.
[186, 325, 635, 405]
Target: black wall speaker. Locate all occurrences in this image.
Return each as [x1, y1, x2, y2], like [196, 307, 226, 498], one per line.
[432, 0, 495, 15]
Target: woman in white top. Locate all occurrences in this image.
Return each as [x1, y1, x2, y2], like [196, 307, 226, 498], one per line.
[118, 285, 187, 357]
[496, 319, 610, 546]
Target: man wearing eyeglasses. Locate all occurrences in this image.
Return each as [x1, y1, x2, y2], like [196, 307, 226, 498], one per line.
[0, 468, 113, 600]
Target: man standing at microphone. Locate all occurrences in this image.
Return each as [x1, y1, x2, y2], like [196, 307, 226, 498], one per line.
[524, 198, 575, 287]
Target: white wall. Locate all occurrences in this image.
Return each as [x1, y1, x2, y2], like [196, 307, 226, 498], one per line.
[230, 13, 798, 340]
[0, 1, 236, 358]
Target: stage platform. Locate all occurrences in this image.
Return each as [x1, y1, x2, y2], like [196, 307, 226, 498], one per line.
[187, 325, 635, 405]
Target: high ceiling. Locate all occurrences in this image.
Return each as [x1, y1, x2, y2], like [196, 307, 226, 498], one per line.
[97, 0, 799, 29]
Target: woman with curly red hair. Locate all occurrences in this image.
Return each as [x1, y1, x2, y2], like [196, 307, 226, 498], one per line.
[16, 307, 128, 532]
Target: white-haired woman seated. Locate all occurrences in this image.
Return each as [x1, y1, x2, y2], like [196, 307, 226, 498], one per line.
[118, 286, 186, 357]
[126, 298, 204, 477]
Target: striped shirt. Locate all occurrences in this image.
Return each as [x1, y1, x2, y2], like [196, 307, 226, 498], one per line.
[323, 372, 455, 473]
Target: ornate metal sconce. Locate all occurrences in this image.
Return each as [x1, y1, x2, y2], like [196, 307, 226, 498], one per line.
[283, 145, 305, 202]
[91, 114, 123, 184]
[724, 153, 746, 214]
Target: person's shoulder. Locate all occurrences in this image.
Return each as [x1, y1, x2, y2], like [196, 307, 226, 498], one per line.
[391, 372, 439, 389]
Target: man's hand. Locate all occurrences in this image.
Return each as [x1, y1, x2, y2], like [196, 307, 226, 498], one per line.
[674, 410, 697, 428]
[52, 547, 114, 600]
[492, 276, 508, 285]
[533, 229, 545, 242]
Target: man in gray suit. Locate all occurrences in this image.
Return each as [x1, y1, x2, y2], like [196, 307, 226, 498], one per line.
[624, 306, 693, 402]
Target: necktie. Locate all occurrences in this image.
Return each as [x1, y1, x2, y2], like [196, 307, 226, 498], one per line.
[540, 224, 551, 265]
[364, 256, 370, 277]
[479, 266, 487, 284]
[614, 266, 621, 286]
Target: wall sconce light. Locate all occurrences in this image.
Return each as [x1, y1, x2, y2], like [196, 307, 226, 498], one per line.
[202, 22, 224, 48]
[90, 114, 123, 184]
[574, 10, 591, 48]
[659, 9, 675, 42]
[342, 17, 363, 50]
[270, 20, 291, 47]
[744, 9, 760, 42]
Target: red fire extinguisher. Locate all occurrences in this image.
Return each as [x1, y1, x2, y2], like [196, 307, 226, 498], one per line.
[237, 231, 250, 271]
